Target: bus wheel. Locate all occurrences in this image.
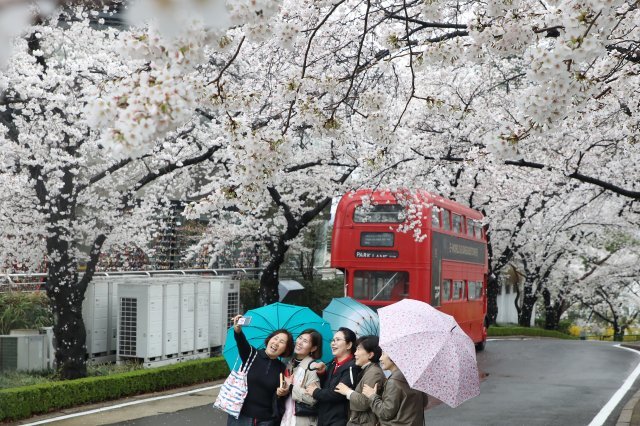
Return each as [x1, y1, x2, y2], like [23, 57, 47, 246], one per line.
[475, 340, 486, 352]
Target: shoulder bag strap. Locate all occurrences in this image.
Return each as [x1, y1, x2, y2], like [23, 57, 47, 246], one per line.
[242, 347, 258, 373]
[240, 346, 254, 373]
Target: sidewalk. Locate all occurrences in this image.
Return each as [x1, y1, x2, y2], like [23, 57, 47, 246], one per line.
[618, 343, 640, 426]
[10, 380, 224, 426]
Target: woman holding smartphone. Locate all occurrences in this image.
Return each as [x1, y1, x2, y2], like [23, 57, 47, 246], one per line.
[335, 335, 385, 426]
[305, 327, 360, 426]
[229, 314, 294, 426]
[281, 328, 324, 426]
[361, 352, 426, 426]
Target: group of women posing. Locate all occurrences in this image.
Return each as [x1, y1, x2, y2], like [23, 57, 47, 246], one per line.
[228, 315, 426, 426]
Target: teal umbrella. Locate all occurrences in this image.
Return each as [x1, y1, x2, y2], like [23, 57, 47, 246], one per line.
[223, 302, 333, 369]
[323, 297, 380, 337]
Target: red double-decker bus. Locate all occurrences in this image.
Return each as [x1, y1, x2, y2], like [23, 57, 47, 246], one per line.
[331, 189, 488, 350]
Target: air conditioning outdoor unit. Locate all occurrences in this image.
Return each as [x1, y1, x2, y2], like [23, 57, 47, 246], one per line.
[0, 333, 48, 372]
[209, 276, 241, 350]
[117, 277, 211, 367]
[82, 278, 118, 362]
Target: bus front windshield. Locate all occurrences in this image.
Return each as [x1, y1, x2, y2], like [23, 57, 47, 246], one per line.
[354, 271, 409, 301]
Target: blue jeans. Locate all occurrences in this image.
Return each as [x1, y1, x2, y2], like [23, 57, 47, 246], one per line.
[227, 414, 277, 426]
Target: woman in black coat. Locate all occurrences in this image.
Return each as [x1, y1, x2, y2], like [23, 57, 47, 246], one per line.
[228, 314, 294, 426]
[306, 327, 360, 426]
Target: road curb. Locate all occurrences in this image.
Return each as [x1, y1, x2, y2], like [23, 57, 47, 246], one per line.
[11, 380, 225, 426]
[617, 344, 640, 426]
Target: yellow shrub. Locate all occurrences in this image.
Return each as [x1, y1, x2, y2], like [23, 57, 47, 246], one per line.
[568, 325, 581, 336]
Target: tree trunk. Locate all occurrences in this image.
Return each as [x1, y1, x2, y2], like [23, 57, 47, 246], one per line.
[612, 321, 623, 341]
[260, 189, 333, 306]
[44, 234, 105, 380]
[486, 273, 499, 326]
[45, 259, 87, 379]
[260, 259, 283, 305]
[518, 281, 537, 327]
[50, 286, 87, 379]
[542, 288, 559, 330]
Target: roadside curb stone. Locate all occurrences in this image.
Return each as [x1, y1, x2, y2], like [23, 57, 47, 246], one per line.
[618, 344, 640, 426]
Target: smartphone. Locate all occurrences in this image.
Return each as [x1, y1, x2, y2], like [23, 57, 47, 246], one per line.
[237, 316, 252, 326]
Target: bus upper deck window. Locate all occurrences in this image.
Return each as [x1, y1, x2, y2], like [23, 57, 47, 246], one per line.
[354, 204, 405, 223]
[431, 209, 440, 227]
[452, 214, 462, 234]
[474, 223, 483, 239]
[466, 219, 474, 236]
[442, 210, 451, 230]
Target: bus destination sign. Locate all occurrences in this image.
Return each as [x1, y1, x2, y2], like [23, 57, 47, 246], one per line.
[360, 232, 394, 247]
[355, 250, 399, 259]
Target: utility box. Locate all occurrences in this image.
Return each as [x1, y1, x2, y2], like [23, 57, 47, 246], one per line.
[195, 281, 210, 352]
[83, 278, 118, 362]
[209, 277, 241, 350]
[79, 272, 241, 367]
[0, 334, 48, 372]
[162, 282, 180, 357]
[179, 281, 195, 353]
[116, 277, 212, 366]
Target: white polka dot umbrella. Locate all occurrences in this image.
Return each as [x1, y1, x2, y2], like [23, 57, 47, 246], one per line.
[378, 299, 480, 408]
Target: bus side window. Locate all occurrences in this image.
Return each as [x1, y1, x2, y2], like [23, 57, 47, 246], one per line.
[468, 281, 477, 300]
[431, 208, 440, 228]
[473, 281, 483, 299]
[442, 210, 451, 230]
[453, 280, 464, 300]
[452, 214, 462, 234]
[442, 279, 451, 301]
[474, 223, 483, 239]
[466, 219, 474, 237]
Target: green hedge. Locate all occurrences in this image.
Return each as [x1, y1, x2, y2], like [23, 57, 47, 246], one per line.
[488, 325, 576, 340]
[0, 356, 229, 422]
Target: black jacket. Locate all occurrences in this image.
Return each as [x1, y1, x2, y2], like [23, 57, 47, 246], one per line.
[312, 359, 361, 426]
[235, 330, 286, 421]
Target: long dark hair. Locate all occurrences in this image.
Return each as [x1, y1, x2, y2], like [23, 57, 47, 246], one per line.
[356, 335, 382, 363]
[298, 328, 323, 359]
[337, 327, 357, 355]
[264, 328, 294, 357]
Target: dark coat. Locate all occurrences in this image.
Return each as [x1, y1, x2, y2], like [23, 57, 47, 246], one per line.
[312, 359, 361, 426]
[234, 330, 287, 421]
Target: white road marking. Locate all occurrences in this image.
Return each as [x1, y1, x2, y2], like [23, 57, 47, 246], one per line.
[22, 384, 223, 425]
[588, 344, 640, 426]
[487, 338, 530, 341]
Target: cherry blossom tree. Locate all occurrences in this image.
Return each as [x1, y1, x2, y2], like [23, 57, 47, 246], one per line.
[2, 0, 639, 374]
[0, 11, 225, 378]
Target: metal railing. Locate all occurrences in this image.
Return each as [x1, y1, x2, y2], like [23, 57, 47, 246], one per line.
[0, 267, 342, 292]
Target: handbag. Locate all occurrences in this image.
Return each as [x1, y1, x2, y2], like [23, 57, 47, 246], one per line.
[294, 400, 318, 417]
[294, 367, 318, 417]
[213, 347, 258, 419]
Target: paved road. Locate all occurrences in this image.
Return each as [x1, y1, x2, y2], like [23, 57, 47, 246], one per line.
[28, 339, 640, 426]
